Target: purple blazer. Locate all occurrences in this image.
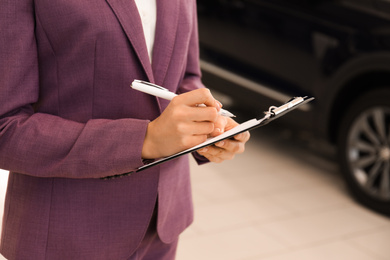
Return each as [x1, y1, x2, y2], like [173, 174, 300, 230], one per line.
[0, 0, 205, 259]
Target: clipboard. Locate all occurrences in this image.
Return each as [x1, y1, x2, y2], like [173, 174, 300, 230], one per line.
[103, 96, 314, 179]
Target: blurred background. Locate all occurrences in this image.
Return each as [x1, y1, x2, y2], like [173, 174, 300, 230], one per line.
[195, 0, 390, 219]
[1, 0, 390, 259]
[179, 0, 390, 259]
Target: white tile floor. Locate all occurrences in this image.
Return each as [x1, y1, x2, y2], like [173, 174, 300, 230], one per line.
[0, 124, 389, 260]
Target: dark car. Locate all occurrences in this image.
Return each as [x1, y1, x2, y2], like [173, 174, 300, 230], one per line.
[196, 0, 390, 216]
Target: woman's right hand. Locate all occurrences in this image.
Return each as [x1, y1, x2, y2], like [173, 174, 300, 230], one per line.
[141, 88, 222, 159]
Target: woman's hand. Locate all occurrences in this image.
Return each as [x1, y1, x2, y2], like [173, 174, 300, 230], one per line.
[142, 88, 221, 159]
[197, 117, 250, 163]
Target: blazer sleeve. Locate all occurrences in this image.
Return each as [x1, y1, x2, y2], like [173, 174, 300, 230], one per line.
[0, 1, 148, 179]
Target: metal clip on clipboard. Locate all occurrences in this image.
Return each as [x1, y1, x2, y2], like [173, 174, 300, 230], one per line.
[262, 96, 313, 122]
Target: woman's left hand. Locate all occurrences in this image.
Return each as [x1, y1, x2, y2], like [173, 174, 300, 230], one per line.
[197, 116, 250, 163]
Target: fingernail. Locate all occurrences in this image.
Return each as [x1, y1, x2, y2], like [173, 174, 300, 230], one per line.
[216, 100, 223, 108]
[215, 128, 222, 133]
[217, 141, 225, 147]
[199, 147, 208, 153]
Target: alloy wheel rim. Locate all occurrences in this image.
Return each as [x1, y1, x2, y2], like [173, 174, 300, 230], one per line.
[347, 107, 390, 201]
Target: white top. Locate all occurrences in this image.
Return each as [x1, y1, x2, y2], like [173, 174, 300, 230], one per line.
[134, 0, 157, 62]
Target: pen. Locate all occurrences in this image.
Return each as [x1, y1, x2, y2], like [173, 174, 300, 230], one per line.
[131, 80, 236, 117]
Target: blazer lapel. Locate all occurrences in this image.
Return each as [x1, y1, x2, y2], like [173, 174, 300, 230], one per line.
[152, 0, 180, 87]
[105, 0, 155, 82]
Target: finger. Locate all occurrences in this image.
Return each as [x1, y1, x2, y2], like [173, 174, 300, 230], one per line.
[224, 117, 240, 131]
[198, 145, 235, 162]
[174, 135, 209, 152]
[209, 115, 227, 137]
[215, 100, 223, 108]
[215, 139, 245, 154]
[169, 104, 218, 123]
[184, 121, 215, 135]
[233, 131, 250, 142]
[198, 152, 224, 163]
[190, 106, 219, 122]
[197, 145, 220, 157]
[178, 88, 219, 109]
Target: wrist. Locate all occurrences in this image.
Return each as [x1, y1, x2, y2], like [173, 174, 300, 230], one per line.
[141, 122, 157, 159]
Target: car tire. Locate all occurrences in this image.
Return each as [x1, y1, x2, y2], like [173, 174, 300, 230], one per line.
[338, 88, 390, 216]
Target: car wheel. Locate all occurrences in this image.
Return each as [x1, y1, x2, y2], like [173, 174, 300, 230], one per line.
[338, 88, 390, 216]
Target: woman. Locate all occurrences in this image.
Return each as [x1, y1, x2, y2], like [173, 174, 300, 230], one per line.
[0, 0, 249, 259]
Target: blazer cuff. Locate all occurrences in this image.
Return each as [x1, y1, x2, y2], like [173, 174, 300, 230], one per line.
[191, 151, 209, 165]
